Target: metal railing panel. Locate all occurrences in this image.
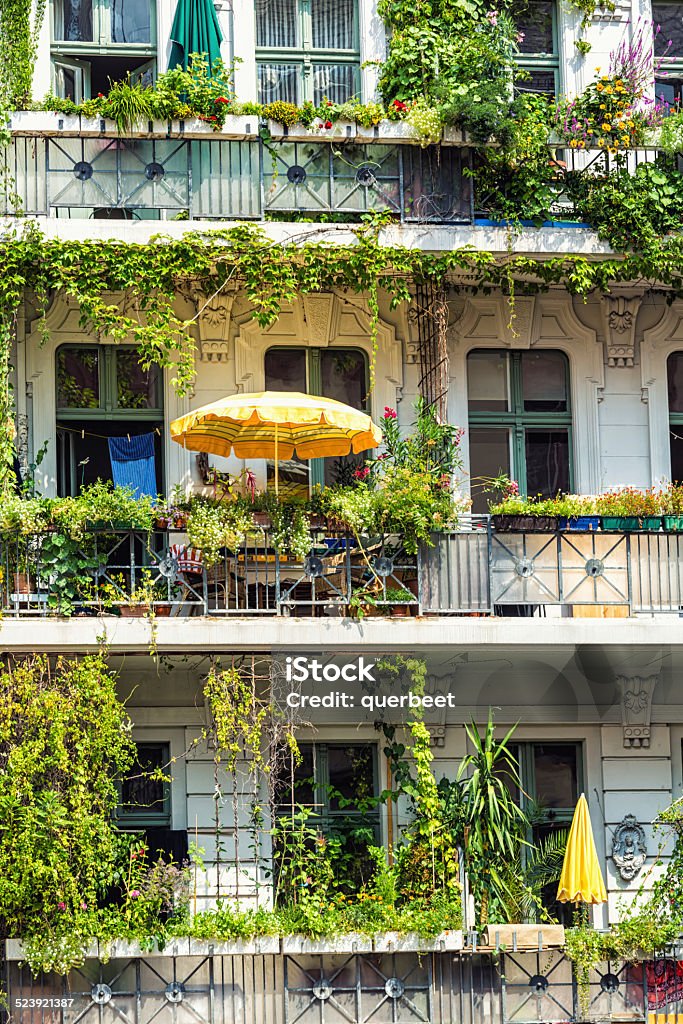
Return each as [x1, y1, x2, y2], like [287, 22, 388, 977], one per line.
[419, 519, 491, 614]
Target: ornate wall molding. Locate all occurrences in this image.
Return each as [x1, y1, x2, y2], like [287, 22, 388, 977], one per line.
[615, 674, 659, 748]
[182, 285, 237, 363]
[601, 294, 642, 368]
[611, 814, 647, 881]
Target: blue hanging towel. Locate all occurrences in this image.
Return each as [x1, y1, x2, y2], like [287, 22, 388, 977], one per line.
[108, 432, 158, 499]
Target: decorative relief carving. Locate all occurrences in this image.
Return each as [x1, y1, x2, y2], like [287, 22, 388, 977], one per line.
[615, 674, 658, 748]
[611, 814, 647, 881]
[502, 297, 536, 347]
[302, 294, 336, 345]
[182, 285, 237, 362]
[601, 295, 642, 368]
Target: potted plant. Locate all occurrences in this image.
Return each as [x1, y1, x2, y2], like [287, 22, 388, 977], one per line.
[489, 494, 558, 532]
[660, 484, 683, 531]
[383, 586, 415, 616]
[597, 488, 662, 531]
[553, 494, 600, 532]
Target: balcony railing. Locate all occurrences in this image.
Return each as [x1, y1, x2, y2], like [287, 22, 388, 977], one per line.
[4, 517, 683, 618]
[3, 134, 472, 223]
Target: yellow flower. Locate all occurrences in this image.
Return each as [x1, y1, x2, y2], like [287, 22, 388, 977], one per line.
[605, 85, 613, 94]
[621, 134, 630, 144]
[596, 83, 604, 91]
[597, 137, 604, 145]
[599, 103, 606, 109]
[627, 120, 635, 128]
[578, 140, 586, 148]
[595, 66, 601, 71]
[569, 138, 578, 147]
[601, 122, 611, 131]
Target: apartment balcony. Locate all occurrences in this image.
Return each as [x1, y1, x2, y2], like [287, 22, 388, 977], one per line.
[4, 517, 683, 622]
[1, 934, 657, 1024]
[4, 113, 472, 223]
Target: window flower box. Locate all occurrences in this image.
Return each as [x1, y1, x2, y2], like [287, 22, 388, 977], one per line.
[493, 515, 558, 532]
[372, 930, 463, 952]
[281, 933, 373, 954]
[601, 516, 661, 531]
[663, 515, 683, 531]
[559, 515, 600, 531]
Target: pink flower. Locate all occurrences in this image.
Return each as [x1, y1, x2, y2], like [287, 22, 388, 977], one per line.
[130, 890, 140, 898]
[383, 406, 397, 419]
[354, 467, 370, 480]
[81, 902, 88, 910]
[516, 31, 525, 42]
[486, 10, 498, 25]
[57, 902, 66, 911]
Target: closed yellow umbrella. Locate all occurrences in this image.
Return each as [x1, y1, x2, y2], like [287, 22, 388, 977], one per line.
[557, 793, 607, 905]
[170, 391, 382, 492]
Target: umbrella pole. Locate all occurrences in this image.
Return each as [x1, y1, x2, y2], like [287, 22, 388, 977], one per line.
[274, 422, 279, 496]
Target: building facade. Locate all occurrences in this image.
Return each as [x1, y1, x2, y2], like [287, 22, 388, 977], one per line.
[4, 1, 683, 1023]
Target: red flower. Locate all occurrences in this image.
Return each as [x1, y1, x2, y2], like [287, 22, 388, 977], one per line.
[392, 100, 407, 111]
[354, 467, 370, 480]
[97, 92, 104, 98]
[383, 406, 397, 419]
[326, 100, 333, 106]
[214, 96, 229, 104]
[324, 120, 333, 129]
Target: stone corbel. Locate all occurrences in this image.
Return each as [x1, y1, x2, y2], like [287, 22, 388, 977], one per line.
[611, 814, 647, 881]
[301, 294, 337, 345]
[615, 674, 658, 748]
[183, 284, 237, 363]
[502, 296, 536, 347]
[601, 295, 642, 368]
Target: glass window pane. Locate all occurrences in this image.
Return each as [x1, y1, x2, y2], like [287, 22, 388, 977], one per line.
[311, 0, 356, 50]
[116, 349, 161, 409]
[321, 350, 367, 485]
[276, 744, 315, 808]
[522, 351, 568, 412]
[120, 743, 169, 819]
[327, 745, 375, 810]
[55, 0, 93, 42]
[110, 0, 151, 44]
[467, 351, 510, 411]
[257, 63, 300, 104]
[668, 352, 683, 412]
[525, 429, 569, 497]
[256, 0, 298, 47]
[653, 3, 683, 58]
[515, 69, 556, 95]
[533, 744, 578, 809]
[57, 346, 100, 409]
[656, 76, 683, 105]
[313, 63, 357, 104]
[468, 427, 511, 513]
[513, 0, 554, 53]
[265, 348, 308, 494]
[671, 432, 683, 483]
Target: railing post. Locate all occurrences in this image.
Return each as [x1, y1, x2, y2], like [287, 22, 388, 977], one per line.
[486, 515, 493, 614]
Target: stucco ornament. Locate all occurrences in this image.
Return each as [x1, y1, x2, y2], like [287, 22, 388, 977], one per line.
[611, 814, 647, 881]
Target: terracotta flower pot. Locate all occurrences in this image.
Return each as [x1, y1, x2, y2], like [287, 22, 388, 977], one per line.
[13, 572, 34, 594]
[119, 604, 148, 617]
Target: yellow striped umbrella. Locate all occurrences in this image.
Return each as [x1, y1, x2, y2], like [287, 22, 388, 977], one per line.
[170, 391, 382, 492]
[557, 793, 607, 906]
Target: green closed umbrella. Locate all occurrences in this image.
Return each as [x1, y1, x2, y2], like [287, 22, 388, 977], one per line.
[168, 0, 224, 72]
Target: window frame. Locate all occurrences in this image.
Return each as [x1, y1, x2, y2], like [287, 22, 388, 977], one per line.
[264, 344, 369, 490]
[255, 0, 361, 105]
[667, 350, 683, 479]
[512, 0, 560, 97]
[653, 1, 683, 105]
[51, 0, 157, 56]
[467, 348, 573, 497]
[56, 343, 164, 422]
[117, 741, 172, 829]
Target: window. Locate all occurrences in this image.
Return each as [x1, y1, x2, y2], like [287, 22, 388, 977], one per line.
[118, 742, 171, 827]
[511, 0, 559, 96]
[654, 3, 683, 107]
[255, 0, 360, 105]
[56, 344, 163, 495]
[276, 742, 380, 889]
[264, 346, 369, 493]
[668, 352, 683, 480]
[52, 0, 156, 98]
[501, 741, 581, 920]
[467, 349, 572, 511]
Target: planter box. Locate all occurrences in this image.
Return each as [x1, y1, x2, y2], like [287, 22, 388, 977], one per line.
[372, 931, 463, 953]
[188, 936, 279, 956]
[559, 515, 600, 531]
[281, 933, 372, 954]
[355, 120, 420, 144]
[79, 116, 117, 136]
[442, 125, 467, 145]
[483, 924, 565, 949]
[10, 110, 60, 134]
[663, 515, 683, 531]
[493, 515, 558, 532]
[601, 516, 661, 531]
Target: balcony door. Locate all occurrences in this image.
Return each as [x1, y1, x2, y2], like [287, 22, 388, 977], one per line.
[264, 346, 368, 496]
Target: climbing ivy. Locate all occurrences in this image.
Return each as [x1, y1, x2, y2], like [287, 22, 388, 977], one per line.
[0, 0, 46, 109]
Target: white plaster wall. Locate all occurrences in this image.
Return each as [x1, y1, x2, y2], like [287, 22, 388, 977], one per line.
[598, 365, 652, 490]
